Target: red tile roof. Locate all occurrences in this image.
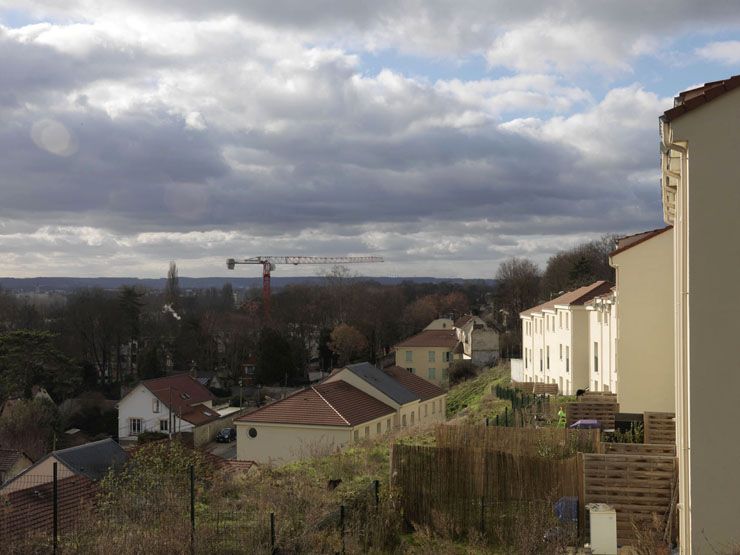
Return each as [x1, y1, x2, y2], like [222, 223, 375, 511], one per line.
[384, 366, 445, 401]
[454, 314, 474, 327]
[609, 226, 672, 257]
[142, 373, 215, 413]
[520, 281, 613, 317]
[0, 449, 30, 473]
[235, 381, 394, 427]
[663, 75, 740, 122]
[395, 329, 460, 349]
[180, 403, 220, 426]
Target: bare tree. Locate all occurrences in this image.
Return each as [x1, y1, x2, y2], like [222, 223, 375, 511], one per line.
[165, 261, 181, 310]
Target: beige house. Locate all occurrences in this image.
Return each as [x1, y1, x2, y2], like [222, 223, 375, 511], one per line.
[585, 290, 618, 395]
[519, 281, 613, 394]
[394, 329, 461, 387]
[660, 76, 740, 552]
[235, 362, 446, 465]
[609, 226, 675, 414]
[424, 318, 455, 330]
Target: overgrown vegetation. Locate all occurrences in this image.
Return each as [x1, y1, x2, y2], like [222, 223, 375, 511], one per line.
[446, 363, 511, 423]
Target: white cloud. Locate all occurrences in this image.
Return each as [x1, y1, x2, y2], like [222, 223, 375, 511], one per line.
[696, 40, 740, 65]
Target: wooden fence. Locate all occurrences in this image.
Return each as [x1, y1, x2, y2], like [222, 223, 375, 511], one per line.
[580, 392, 618, 404]
[435, 424, 600, 458]
[566, 402, 619, 429]
[644, 412, 676, 445]
[533, 383, 559, 395]
[579, 453, 677, 545]
[511, 380, 535, 393]
[599, 442, 676, 456]
[391, 444, 579, 535]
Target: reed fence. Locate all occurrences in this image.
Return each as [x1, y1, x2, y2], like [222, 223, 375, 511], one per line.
[644, 412, 676, 445]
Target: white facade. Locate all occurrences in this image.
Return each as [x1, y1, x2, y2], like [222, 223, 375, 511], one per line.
[586, 293, 618, 394]
[117, 384, 213, 442]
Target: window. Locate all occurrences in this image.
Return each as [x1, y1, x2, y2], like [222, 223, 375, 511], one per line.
[354, 430, 359, 441]
[428, 367, 436, 380]
[546, 346, 550, 370]
[424, 404, 428, 417]
[439, 399, 443, 413]
[406, 367, 414, 373]
[248, 427, 258, 438]
[594, 380, 599, 391]
[539, 349, 543, 372]
[428, 351, 436, 362]
[444, 351, 452, 362]
[594, 341, 599, 372]
[441, 367, 448, 381]
[559, 344, 563, 360]
[386, 418, 391, 431]
[159, 419, 169, 432]
[377, 422, 381, 434]
[410, 412, 415, 426]
[365, 426, 370, 437]
[566, 313, 570, 329]
[402, 414, 407, 427]
[129, 418, 142, 435]
[432, 401, 436, 414]
[566, 346, 570, 372]
[524, 349, 528, 369]
[405, 350, 413, 362]
[152, 399, 160, 413]
[559, 312, 562, 329]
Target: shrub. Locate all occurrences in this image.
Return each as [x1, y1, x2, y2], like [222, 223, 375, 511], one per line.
[448, 361, 478, 385]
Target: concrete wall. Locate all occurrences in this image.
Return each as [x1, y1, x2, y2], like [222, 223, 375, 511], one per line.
[667, 91, 740, 552]
[611, 229, 674, 413]
[394, 347, 454, 387]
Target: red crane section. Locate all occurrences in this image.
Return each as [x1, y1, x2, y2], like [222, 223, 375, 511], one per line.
[226, 256, 383, 319]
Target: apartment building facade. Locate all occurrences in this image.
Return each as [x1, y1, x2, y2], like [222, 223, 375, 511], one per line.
[585, 290, 617, 394]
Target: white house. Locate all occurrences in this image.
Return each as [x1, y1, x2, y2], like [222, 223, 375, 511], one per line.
[585, 290, 617, 394]
[518, 281, 613, 394]
[454, 315, 500, 366]
[118, 373, 221, 447]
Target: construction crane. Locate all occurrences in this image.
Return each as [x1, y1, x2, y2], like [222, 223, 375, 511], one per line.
[226, 256, 384, 319]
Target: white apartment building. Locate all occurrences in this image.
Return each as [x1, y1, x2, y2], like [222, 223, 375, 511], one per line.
[585, 290, 617, 394]
[519, 281, 613, 395]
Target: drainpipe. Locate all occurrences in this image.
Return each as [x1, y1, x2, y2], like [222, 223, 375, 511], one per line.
[661, 120, 691, 555]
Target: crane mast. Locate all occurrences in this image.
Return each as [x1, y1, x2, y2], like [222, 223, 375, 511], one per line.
[226, 255, 383, 319]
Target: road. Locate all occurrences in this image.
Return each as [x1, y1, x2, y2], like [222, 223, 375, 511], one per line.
[205, 440, 236, 460]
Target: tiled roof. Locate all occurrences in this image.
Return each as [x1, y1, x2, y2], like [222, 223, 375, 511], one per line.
[180, 403, 220, 426]
[235, 381, 394, 427]
[0, 449, 28, 472]
[454, 314, 474, 327]
[341, 362, 418, 405]
[520, 281, 613, 317]
[384, 366, 446, 401]
[663, 75, 740, 122]
[51, 438, 129, 481]
[142, 373, 215, 412]
[395, 329, 460, 349]
[610, 226, 672, 257]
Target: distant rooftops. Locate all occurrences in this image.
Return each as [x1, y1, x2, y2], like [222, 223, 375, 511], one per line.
[395, 329, 459, 349]
[520, 280, 613, 317]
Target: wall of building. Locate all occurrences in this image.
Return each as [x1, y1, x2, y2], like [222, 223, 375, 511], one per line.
[118, 385, 194, 442]
[669, 95, 740, 552]
[611, 229, 674, 413]
[425, 318, 455, 330]
[1, 456, 75, 493]
[587, 299, 617, 394]
[394, 347, 453, 387]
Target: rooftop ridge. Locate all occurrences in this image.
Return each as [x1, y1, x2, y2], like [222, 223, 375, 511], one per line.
[311, 385, 350, 426]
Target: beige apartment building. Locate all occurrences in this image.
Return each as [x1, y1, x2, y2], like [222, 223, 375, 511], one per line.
[660, 76, 740, 553]
[585, 290, 617, 394]
[519, 281, 613, 394]
[394, 329, 460, 387]
[609, 226, 675, 414]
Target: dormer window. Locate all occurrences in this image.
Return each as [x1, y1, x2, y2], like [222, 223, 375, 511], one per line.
[180, 392, 191, 400]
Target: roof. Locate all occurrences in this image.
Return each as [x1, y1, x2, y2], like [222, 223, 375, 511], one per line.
[341, 362, 418, 405]
[141, 373, 215, 413]
[395, 329, 460, 349]
[180, 403, 220, 426]
[609, 226, 672, 258]
[235, 381, 394, 427]
[384, 366, 446, 401]
[454, 314, 474, 327]
[520, 280, 613, 317]
[663, 75, 740, 122]
[52, 438, 129, 481]
[0, 449, 29, 473]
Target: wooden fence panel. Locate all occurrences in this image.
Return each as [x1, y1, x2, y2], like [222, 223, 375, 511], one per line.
[533, 383, 559, 395]
[580, 392, 618, 404]
[511, 381, 535, 393]
[582, 453, 677, 545]
[566, 402, 619, 429]
[644, 413, 676, 445]
[599, 443, 676, 456]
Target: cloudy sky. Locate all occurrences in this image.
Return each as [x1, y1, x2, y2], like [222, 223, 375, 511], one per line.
[2, 1, 740, 279]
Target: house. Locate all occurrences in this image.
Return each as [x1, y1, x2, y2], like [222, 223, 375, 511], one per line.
[0, 449, 33, 484]
[323, 362, 446, 428]
[609, 226, 675, 414]
[394, 329, 461, 387]
[585, 290, 617, 395]
[234, 381, 396, 465]
[117, 373, 221, 447]
[454, 315, 500, 366]
[424, 318, 455, 330]
[518, 281, 613, 394]
[235, 362, 447, 465]
[660, 75, 740, 552]
[0, 438, 128, 494]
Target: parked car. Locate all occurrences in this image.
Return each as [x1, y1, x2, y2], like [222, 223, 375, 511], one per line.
[216, 427, 236, 443]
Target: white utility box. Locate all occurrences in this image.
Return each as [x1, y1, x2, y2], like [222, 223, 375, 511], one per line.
[587, 503, 617, 554]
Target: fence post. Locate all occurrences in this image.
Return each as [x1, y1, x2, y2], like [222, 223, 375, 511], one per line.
[190, 464, 195, 554]
[485, 416, 489, 427]
[270, 512, 276, 552]
[505, 407, 509, 427]
[340, 504, 345, 555]
[374, 480, 380, 510]
[479, 496, 485, 536]
[53, 461, 58, 554]
[495, 414, 499, 426]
